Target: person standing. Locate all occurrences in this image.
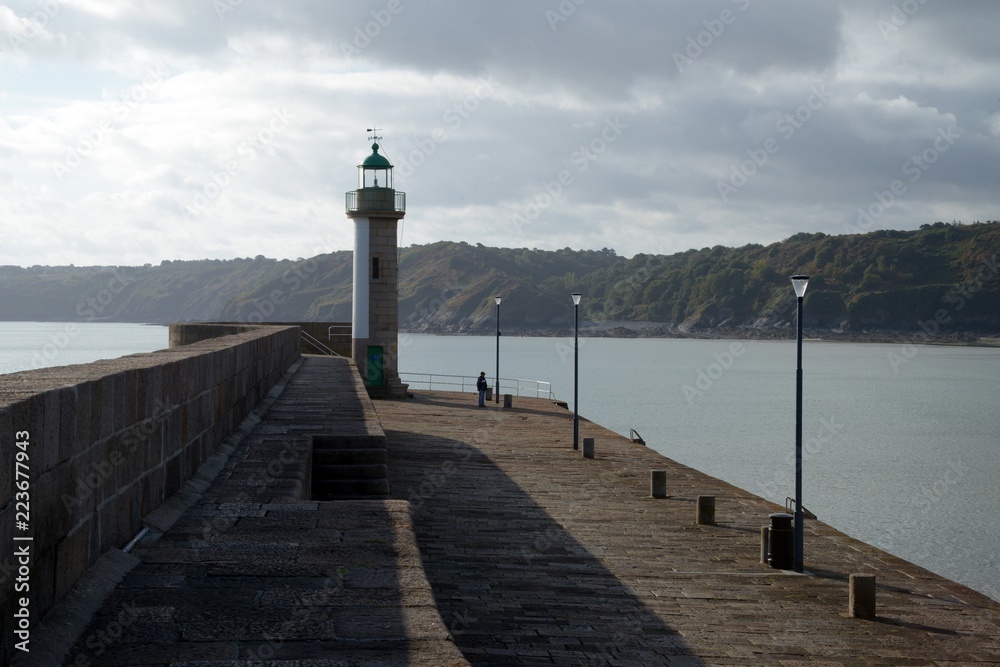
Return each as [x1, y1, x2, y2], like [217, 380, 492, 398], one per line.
[476, 371, 488, 407]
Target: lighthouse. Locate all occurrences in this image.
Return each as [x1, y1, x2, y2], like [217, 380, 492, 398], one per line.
[345, 131, 408, 397]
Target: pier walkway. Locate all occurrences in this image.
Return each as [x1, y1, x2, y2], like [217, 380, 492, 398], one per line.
[27, 355, 1000, 665]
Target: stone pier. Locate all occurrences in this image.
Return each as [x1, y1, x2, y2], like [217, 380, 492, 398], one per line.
[14, 355, 1000, 665]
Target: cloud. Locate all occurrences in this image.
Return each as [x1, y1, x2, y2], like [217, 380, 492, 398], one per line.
[0, 0, 998, 267]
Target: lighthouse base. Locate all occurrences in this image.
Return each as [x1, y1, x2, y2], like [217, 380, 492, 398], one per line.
[365, 378, 411, 400]
[352, 338, 410, 399]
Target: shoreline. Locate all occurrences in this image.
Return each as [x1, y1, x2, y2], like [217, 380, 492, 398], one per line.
[2, 319, 997, 348]
[402, 325, 1000, 348]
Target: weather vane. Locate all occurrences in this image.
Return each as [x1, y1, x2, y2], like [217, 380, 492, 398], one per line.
[367, 127, 382, 143]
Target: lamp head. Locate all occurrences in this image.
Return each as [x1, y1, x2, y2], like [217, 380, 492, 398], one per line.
[791, 275, 809, 299]
[494, 295, 502, 306]
[571, 292, 581, 306]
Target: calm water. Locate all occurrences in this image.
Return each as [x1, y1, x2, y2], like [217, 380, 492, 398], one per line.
[0, 322, 169, 375]
[3, 324, 996, 601]
[398, 333, 1000, 602]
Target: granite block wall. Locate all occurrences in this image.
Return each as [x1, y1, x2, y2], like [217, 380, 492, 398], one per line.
[0, 324, 299, 661]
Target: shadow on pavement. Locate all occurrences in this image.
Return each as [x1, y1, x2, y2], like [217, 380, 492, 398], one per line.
[386, 428, 705, 665]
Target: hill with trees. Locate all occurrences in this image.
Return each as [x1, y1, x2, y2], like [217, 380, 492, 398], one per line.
[1, 221, 998, 341]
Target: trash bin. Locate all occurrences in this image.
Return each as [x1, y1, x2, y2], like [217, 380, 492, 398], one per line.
[767, 513, 794, 569]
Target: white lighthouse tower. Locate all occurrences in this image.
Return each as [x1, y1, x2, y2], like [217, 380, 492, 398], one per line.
[345, 130, 408, 397]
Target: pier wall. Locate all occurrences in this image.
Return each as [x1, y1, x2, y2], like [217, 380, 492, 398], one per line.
[169, 321, 352, 357]
[0, 324, 300, 657]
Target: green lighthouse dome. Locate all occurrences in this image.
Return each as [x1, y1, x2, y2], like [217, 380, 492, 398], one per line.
[361, 142, 392, 169]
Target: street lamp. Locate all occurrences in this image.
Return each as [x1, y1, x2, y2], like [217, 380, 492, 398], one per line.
[494, 295, 502, 404]
[790, 274, 809, 573]
[572, 292, 581, 451]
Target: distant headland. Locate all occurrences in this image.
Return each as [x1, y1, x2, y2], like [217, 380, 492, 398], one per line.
[2, 221, 998, 344]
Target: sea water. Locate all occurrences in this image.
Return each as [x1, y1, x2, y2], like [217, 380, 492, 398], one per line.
[0, 322, 169, 376]
[397, 333, 1000, 602]
[2, 323, 996, 601]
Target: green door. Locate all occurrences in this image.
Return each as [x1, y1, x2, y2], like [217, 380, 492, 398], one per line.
[367, 345, 384, 386]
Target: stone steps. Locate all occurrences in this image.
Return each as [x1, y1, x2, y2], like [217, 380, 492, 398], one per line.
[314, 462, 388, 480]
[313, 448, 388, 465]
[311, 436, 390, 500]
[312, 478, 391, 498]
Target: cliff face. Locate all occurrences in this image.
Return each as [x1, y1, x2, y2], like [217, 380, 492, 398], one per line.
[2, 222, 999, 337]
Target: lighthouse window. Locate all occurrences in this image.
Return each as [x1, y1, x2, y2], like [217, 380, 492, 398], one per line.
[372, 256, 380, 280]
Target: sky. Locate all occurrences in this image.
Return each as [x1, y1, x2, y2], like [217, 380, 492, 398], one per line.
[1, 0, 998, 267]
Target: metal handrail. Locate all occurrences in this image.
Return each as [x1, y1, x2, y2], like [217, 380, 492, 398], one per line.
[399, 372, 554, 399]
[785, 497, 817, 520]
[301, 330, 340, 357]
[629, 429, 646, 445]
[328, 325, 351, 344]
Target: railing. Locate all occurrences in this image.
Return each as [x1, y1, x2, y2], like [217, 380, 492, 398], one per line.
[301, 330, 340, 356]
[785, 496, 817, 520]
[399, 373, 554, 400]
[328, 325, 351, 345]
[345, 189, 406, 213]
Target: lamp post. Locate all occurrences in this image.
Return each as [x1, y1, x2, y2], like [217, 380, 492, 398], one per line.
[494, 296, 502, 404]
[572, 292, 581, 451]
[790, 274, 809, 573]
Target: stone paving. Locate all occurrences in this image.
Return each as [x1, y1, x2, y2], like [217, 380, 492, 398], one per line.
[31, 357, 465, 667]
[378, 390, 1000, 665]
[26, 356, 1000, 666]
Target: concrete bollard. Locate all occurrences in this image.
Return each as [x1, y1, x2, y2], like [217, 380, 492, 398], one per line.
[650, 470, 667, 498]
[760, 526, 770, 563]
[583, 437, 595, 459]
[696, 495, 716, 525]
[503, 393, 512, 408]
[849, 573, 877, 619]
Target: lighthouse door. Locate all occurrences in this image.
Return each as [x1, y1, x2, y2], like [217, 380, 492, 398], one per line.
[366, 345, 384, 386]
